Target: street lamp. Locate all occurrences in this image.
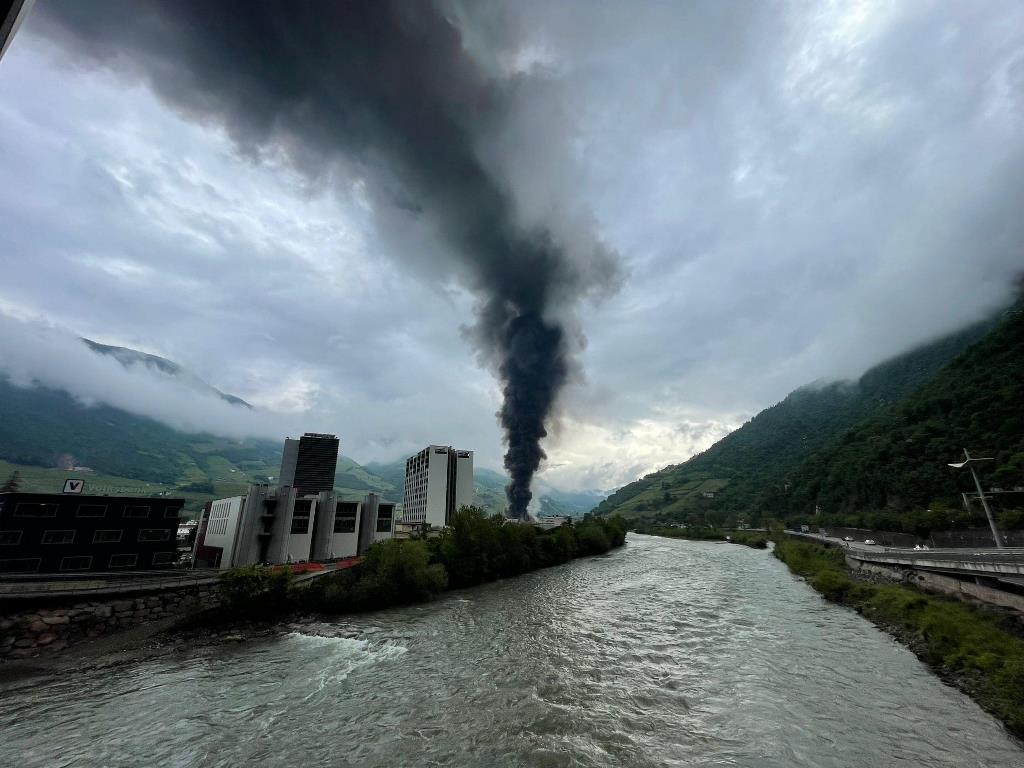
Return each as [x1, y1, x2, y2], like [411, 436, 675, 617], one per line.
[948, 449, 1002, 549]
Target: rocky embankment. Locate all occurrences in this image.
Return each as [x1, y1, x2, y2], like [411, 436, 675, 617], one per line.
[1, 585, 218, 661]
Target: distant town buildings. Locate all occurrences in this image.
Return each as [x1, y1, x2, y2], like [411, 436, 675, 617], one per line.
[402, 446, 473, 529]
[529, 515, 571, 531]
[0, 492, 182, 573]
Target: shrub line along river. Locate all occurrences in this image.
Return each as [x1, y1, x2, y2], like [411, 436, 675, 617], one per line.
[1, 534, 1021, 767]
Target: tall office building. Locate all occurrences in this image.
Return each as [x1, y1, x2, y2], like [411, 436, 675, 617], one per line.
[279, 433, 339, 494]
[402, 446, 473, 528]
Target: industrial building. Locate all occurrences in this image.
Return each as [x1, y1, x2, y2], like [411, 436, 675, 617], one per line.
[193, 488, 395, 569]
[0, 492, 183, 573]
[402, 446, 474, 529]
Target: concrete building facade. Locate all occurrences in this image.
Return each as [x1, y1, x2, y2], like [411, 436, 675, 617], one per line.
[402, 446, 473, 528]
[195, 485, 395, 569]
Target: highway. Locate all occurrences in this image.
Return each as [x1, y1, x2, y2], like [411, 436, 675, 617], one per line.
[787, 530, 1024, 578]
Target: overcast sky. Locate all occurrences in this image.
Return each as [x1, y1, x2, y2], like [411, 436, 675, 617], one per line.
[1, 0, 1022, 492]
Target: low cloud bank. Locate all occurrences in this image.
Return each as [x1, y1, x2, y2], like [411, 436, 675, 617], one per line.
[0, 311, 299, 441]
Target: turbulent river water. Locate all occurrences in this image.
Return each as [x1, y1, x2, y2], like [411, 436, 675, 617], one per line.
[2, 535, 1021, 767]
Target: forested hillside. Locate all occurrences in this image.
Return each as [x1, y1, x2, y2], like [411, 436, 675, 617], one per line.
[593, 313, 998, 524]
[779, 302, 1024, 530]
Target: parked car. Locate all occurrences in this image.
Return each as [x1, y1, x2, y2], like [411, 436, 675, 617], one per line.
[843, 536, 854, 542]
[864, 539, 877, 545]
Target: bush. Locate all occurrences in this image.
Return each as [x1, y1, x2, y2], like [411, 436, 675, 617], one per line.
[219, 564, 293, 617]
[361, 539, 447, 604]
[223, 508, 628, 621]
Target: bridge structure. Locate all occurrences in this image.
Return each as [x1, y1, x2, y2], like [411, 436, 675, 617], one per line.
[785, 531, 1024, 611]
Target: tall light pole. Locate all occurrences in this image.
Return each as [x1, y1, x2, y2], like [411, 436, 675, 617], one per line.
[1, 0, 36, 63]
[948, 449, 1003, 549]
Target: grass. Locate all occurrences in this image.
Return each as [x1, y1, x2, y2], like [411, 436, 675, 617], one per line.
[774, 539, 1024, 738]
[0, 457, 395, 519]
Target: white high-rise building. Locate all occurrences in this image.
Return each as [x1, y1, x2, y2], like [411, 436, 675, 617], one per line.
[402, 446, 473, 528]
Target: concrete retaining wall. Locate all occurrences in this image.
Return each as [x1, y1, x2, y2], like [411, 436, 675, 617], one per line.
[846, 556, 1024, 613]
[0, 585, 219, 660]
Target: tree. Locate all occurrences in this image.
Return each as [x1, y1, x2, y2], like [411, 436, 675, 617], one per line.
[1, 471, 21, 493]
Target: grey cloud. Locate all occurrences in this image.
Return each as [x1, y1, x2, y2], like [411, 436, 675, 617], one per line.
[2, 1, 1023, 494]
[32, 0, 621, 516]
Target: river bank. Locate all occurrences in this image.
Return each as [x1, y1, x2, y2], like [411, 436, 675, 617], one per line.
[773, 538, 1024, 739]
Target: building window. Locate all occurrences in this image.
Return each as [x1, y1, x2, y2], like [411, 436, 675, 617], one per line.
[123, 505, 149, 518]
[376, 505, 395, 533]
[207, 501, 233, 536]
[138, 529, 171, 542]
[165, 507, 182, 519]
[152, 551, 174, 565]
[0, 558, 41, 573]
[60, 555, 92, 571]
[76, 504, 107, 518]
[0, 530, 22, 546]
[41, 530, 75, 545]
[108, 554, 138, 568]
[93, 529, 123, 544]
[14, 502, 58, 518]
[334, 502, 357, 533]
[290, 500, 311, 534]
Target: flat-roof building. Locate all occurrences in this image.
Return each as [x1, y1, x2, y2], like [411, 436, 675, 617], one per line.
[0, 492, 183, 574]
[402, 446, 473, 528]
[195, 486, 395, 569]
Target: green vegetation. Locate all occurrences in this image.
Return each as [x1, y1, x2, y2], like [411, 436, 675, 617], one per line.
[774, 539, 1024, 737]
[222, 508, 627, 619]
[595, 300, 1024, 539]
[594, 316, 992, 525]
[779, 303, 1024, 526]
[0, 376, 519, 516]
[0, 471, 21, 493]
[637, 525, 768, 548]
[218, 564, 295, 617]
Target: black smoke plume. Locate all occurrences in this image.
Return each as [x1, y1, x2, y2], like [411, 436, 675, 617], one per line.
[34, 0, 618, 517]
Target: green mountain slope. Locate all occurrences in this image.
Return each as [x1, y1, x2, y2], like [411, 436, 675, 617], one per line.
[779, 303, 1024, 528]
[594, 315, 998, 524]
[0, 376, 402, 510]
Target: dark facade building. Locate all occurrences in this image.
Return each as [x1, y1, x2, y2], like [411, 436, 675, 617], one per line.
[279, 433, 339, 494]
[0, 493, 183, 574]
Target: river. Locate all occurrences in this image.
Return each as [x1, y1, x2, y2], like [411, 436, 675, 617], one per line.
[1, 535, 1020, 767]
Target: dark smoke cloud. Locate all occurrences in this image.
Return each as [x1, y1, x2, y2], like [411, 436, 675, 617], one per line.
[34, 0, 619, 517]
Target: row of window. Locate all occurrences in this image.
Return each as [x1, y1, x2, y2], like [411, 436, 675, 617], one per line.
[0, 528, 172, 545]
[0, 551, 175, 573]
[11, 503, 180, 519]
